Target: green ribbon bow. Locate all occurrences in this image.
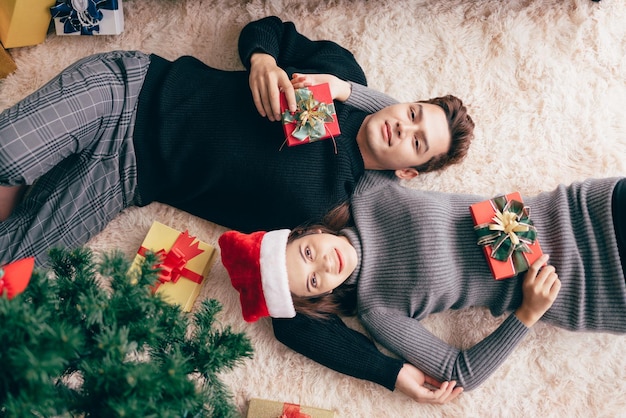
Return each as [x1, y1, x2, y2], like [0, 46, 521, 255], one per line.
[474, 196, 537, 272]
[282, 87, 336, 143]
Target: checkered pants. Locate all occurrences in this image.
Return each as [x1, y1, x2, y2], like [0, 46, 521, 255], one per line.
[0, 51, 150, 266]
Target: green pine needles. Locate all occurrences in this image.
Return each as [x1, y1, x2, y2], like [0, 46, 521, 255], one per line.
[0, 247, 253, 417]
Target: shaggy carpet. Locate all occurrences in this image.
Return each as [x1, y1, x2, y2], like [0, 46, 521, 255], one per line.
[2, 0, 625, 416]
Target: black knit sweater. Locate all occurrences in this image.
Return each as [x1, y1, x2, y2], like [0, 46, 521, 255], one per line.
[132, 16, 369, 232]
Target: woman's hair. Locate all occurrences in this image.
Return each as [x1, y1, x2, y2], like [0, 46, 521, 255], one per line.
[415, 95, 475, 173]
[288, 201, 358, 319]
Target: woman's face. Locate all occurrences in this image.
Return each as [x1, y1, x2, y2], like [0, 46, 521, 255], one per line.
[285, 232, 358, 297]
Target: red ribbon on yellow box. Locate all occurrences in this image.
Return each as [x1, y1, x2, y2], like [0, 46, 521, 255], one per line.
[246, 398, 335, 418]
[138, 230, 204, 289]
[132, 221, 216, 311]
[281, 403, 311, 418]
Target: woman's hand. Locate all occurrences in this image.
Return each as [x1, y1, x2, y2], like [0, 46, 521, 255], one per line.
[515, 254, 561, 327]
[248, 53, 295, 121]
[395, 363, 463, 404]
[291, 73, 352, 102]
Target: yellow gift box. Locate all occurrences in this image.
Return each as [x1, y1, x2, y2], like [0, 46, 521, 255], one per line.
[132, 221, 216, 312]
[246, 398, 335, 418]
[0, 45, 17, 78]
[0, 0, 55, 48]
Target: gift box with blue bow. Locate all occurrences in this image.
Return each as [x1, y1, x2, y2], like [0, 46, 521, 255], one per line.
[51, 0, 124, 36]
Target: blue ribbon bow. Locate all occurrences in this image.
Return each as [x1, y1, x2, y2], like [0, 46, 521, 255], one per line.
[51, 0, 119, 35]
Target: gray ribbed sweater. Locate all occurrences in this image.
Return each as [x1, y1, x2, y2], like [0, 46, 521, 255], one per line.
[342, 171, 626, 390]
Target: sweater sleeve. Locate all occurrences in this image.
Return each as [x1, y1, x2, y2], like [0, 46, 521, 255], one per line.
[272, 314, 404, 391]
[345, 82, 398, 113]
[238, 16, 367, 84]
[361, 310, 530, 391]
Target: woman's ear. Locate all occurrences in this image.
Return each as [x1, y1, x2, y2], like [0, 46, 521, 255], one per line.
[316, 228, 323, 234]
[394, 168, 419, 179]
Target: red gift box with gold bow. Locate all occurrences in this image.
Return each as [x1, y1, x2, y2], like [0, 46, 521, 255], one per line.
[131, 221, 216, 311]
[246, 398, 335, 418]
[470, 192, 543, 280]
[280, 83, 340, 147]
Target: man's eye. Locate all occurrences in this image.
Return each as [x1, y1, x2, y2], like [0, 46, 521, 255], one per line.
[410, 109, 415, 121]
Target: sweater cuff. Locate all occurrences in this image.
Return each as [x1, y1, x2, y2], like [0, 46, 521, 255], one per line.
[344, 82, 399, 113]
[375, 356, 405, 391]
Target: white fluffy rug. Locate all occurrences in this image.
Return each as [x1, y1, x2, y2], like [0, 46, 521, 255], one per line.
[2, 0, 625, 416]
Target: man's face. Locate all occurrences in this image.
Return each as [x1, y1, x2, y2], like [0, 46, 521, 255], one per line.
[357, 102, 451, 177]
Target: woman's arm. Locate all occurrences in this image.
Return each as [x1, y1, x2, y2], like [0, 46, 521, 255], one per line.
[362, 257, 560, 391]
[363, 310, 530, 391]
[290, 72, 399, 112]
[272, 314, 403, 390]
[272, 314, 462, 403]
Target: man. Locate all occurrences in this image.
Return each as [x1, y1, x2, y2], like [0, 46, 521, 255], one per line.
[0, 16, 473, 402]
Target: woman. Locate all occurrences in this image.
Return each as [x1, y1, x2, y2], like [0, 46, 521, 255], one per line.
[219, 170, 626, 392]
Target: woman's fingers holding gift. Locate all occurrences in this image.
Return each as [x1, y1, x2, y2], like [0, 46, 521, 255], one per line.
[249, 53, 295, 121]
[291, 73, 351, 102]
[516, 255, 561, 327]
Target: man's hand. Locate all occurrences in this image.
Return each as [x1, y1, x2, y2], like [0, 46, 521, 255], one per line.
[248, 53, 295, 121]
[290, 73, 352, 102]
[515, 254, 561, 327]
[395, 363, 463, 404]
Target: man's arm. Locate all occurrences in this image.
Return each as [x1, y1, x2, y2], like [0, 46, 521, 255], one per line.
[239, 16, 369, 120]
[271, 314, 404, 391]
[238, 16, 367, 84]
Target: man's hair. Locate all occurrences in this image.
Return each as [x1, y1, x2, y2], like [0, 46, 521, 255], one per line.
[415, 95, 475, 173]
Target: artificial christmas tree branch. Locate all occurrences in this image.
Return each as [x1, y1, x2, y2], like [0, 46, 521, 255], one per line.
[0, 247, 253, 417]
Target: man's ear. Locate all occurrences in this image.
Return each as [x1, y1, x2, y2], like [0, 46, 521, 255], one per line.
[394, 168, 419, 179]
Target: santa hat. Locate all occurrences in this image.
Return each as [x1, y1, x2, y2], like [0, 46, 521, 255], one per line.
[0, 257, 35, 299]
[218, 229, 295, 322]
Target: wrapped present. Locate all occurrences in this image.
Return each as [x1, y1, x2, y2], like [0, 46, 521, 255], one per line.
[280, 83, 340, 147]
[470, 192, 543, 280]
[51, 0, 124, 36]
[0, 0, 55, 48]
[246, 398, 335, 418]
[131, 221, 216, 312]
[0, 257, 35, 299]
[0, 45, 17, 78]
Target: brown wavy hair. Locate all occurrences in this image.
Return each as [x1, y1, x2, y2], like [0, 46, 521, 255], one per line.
[288, 202, 358, 319]
[415, 95, 475, 173]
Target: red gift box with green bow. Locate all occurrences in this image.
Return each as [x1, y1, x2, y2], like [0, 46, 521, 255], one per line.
[280, 83, 340, 147]
[470, 192, 543, 280]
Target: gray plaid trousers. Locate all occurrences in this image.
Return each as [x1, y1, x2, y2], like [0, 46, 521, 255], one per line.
[0, 51, 150, 266]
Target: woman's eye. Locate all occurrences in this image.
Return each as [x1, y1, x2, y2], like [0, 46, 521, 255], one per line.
[311, 274, 318, 288]
[410, 109, 415, 120]
[305, 247, 311, 258]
